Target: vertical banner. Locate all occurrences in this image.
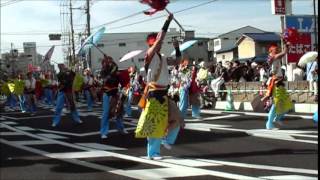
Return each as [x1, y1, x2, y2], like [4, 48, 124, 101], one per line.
[285, 15, 316, 63]
[271, 0, 286, 15]
[287, 33, 312, 63]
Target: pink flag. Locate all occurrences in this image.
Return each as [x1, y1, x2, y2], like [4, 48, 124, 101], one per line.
[140, 0, 169, 15]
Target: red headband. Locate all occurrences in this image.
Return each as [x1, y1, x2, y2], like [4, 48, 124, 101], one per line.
[147, 36, 156, 46]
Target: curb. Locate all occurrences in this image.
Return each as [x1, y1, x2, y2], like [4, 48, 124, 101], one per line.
[214, 101, 318, 114]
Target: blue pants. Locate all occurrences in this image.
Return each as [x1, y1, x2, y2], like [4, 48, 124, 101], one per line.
[125, 89, 133, 116]
[313, 111, 318, 123]
[25, 94, 36, 113]
[147, 138, 161, 158]
[84, 90, 93, 111]
[18, 95, 26, 112]
[53, 91, 81, 125]
[179, 88, 188, 118]
[266, 104, 285, 129]
[192, 105, 201, 118]
[7, 94, 17, 109]
[100, 93, 125, 136]
[44, 88, 53, 105]
[162, 126, 180, 145]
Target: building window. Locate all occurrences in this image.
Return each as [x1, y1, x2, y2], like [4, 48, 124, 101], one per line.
[138, 58, 144, 62]
[197, 42, 203, 46]
[198, 58, 204, 62]
[214, 39, 220, 47]
[223, 37, 229, 40]
[222, 55, 225, 59]
[119, 43, 126, 47]
[97, 44, 104, 47]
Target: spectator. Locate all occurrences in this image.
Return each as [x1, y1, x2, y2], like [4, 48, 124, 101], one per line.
[292, 64, 305, 81]
[306, 60, 318, 99]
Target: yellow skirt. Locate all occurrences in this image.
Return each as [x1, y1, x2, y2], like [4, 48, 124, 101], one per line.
[135, 97, 168, 138]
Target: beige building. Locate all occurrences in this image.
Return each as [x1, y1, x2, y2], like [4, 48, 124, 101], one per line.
[236, 32, 280, 62]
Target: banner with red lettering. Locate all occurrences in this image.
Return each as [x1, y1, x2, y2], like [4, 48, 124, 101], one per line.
[287, 33, 311, 63]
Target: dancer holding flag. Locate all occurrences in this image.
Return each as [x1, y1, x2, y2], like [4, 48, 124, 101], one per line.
[135, 13, 183, 160]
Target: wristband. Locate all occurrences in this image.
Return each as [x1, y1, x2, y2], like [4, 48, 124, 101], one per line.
[162, 19, 171, 32]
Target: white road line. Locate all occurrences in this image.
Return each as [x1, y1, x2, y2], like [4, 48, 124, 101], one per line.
[15, 126, 35, 131]
[76, 143, 127, 151]
[1, 121, 17, 125]
[11, 140, 56, 145]
[46, 151, 112, 159]
[198, 159, 318, 175]
[36, 133, 68, 139]
[259, 175, 317, 180]
[0, 123, 263, 180]
[0, 132, 22, 136]
[38, 127, 136, 137]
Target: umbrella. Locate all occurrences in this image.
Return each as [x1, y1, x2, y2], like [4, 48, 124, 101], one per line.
[76, 27, 106, 55]
[298, 51, 318, 67]
[120, 50, 145, 62]
[170, 40, 198, 56]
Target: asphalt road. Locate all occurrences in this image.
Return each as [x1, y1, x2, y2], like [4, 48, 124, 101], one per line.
[0, 102, 318, 180]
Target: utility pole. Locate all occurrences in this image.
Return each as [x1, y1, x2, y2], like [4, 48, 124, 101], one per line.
[313, 0, 318, 50]
[86, 0, 92, 69]
[69, 0, 76, 68]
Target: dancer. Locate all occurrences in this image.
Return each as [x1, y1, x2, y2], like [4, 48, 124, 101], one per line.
[24, 72, 37, 115]
[135, 14, 183, 160]
[263, 42, 293, 130]
[100, 55, 128, 139]
[52, 64, 82, 127]
[83, 68, 94, 111]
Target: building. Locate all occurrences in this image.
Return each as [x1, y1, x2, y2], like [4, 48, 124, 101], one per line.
[0, 42, 53, 76]
[86, 29, 209, 74]
[207, 26, 265, 65]
[236, 32, 281, 63]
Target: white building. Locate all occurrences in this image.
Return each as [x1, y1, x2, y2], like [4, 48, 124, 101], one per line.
[86, 29, 209, 74]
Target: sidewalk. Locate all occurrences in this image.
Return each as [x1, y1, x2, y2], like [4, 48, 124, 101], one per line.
[213, 101, 317, 114]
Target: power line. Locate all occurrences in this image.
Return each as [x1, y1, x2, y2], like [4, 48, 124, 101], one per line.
[99, 0, 219, 31]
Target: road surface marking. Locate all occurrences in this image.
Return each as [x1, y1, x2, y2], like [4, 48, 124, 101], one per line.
[36, 133, 68, 139]
[198, 159, 318, 175]
[76, 143, 127, 151]
[15, 126, 35, 131]
[11, 140, 56, 145]
[46, 151, 112, 159]
[259, 175, 317, 180]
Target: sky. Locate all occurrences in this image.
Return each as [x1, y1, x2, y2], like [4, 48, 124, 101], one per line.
[0, 0, 318, 66]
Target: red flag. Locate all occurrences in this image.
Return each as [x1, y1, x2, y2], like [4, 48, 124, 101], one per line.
[140, 0, 169, 15]
[42, 45, 55, 64]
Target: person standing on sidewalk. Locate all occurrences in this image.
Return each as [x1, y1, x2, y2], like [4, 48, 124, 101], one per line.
[52, 64, 82, 127]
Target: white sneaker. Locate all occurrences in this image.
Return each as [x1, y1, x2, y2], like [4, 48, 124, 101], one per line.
[162, 143, 172, 150]
[151, 156, 163, 160]
[52, 123, 57, 127]
[101, 135, 108, 139]
[21, 110, 26, 113]
[120, 129, 129, 134]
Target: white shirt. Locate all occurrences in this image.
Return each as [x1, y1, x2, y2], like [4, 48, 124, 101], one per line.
[146, 54, 169, 86]
[292, 68, 304, 81]
[306, 61, 318, 81]
[25, 78, 36, 90]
